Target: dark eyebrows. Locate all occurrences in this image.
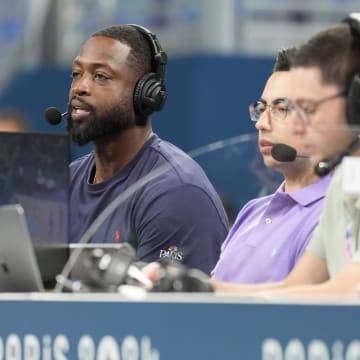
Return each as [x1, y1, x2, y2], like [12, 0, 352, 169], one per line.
[72, 59, 115, 74]
[72, 57, 83, 67]
[258, 97, 288, 105]
[272, 97, 288, 104]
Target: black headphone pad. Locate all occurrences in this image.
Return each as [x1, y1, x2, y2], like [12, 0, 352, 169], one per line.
[343, 14, 360, 125]
[128, 24, 167, 124]
[134, 72, 167, 118]
[347, 73, 360, 125]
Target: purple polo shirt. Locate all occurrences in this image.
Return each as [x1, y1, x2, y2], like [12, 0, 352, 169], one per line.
[212, 173, 332, 283]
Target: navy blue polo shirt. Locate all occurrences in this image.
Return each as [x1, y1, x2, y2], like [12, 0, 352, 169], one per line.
[69, 134, 228, 274]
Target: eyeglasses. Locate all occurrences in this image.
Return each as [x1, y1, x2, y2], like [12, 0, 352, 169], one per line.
[249, 98, 294, 122]
[291, 90, 347, 125]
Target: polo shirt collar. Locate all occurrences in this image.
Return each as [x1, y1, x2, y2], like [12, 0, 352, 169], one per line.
[275, 171, 333, 206]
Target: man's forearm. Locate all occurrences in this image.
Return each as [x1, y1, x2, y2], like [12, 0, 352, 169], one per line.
[210, 278, 285, 294]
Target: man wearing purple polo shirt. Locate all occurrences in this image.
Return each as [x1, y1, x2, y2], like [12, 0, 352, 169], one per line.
[211, 49, 332, 284]
[212, 16, 360, 296]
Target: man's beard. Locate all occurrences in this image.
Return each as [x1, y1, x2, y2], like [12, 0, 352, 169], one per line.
[67, 103, 133, 146]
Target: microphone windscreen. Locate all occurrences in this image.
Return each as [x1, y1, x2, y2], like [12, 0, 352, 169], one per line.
[271, 143, 297, 162]
[45, 107, 62, 125]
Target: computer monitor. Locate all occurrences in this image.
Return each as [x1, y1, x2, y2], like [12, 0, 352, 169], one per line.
[0, 132, 70, 244]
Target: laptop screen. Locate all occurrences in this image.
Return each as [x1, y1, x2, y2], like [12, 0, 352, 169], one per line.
[0, 204, 44, 292]
[0, 132, 70, 244]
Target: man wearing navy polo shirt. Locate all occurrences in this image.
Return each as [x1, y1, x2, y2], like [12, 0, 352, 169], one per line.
[67, 24, 228, 274]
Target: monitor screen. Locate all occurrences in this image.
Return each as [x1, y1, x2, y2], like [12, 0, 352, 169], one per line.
[0, 132, 70, 244]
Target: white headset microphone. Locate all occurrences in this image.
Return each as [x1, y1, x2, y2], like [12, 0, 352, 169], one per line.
[45, 106, 258, 292]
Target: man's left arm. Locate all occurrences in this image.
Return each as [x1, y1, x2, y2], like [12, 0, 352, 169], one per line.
[258, 261, 360, 299]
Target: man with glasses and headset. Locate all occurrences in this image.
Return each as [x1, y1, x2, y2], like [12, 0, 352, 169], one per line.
[211, 15, 360, 296]
[210, 47, 332, 284]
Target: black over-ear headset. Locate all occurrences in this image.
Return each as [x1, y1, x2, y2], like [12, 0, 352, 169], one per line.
[128, 24, 168, 125]
[314, 13, 360, 177]
[342, 13, 360, 126]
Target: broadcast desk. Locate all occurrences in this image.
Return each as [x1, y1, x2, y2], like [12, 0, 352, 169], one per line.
[0, 292, 359, 359]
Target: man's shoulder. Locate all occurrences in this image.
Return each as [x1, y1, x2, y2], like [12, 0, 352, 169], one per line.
[70, 152, 93, 169]
[148, 135, 192, 164]
[138, 137, 224, 207]
[151, 137, 210, 177]
[69, 153, 94, 183]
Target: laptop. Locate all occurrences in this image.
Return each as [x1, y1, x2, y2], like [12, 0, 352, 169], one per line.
[0, 204, 44, 292]
[0, 131, 70, 245]
[0, 203, 129, 292]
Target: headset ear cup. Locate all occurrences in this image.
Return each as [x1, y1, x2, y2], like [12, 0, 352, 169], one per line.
[347, 73, 360, 125]
[133, 72, 167, 119]
[133, 75, 147, 116]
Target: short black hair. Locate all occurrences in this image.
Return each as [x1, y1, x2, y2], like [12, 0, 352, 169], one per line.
[273, 47, 296, 72]
[91, 25, 152, 78]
